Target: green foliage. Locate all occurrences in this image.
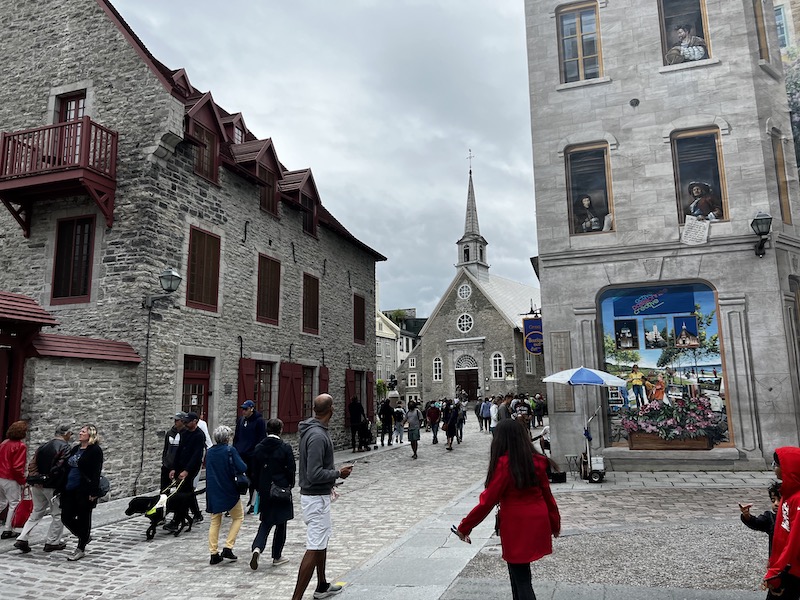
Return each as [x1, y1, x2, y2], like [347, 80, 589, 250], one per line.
[603, 334, 641, 371]
[376, 379, 388, 400]
[656, 304, 719, 370]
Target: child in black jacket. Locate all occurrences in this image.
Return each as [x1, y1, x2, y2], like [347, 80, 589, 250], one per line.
[740, 480, 781, 555]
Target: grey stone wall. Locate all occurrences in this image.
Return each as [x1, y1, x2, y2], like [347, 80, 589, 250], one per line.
[0, 0, 378, 493]
[525, 0, 800, 468]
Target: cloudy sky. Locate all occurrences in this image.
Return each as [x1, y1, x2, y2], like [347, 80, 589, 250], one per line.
[112, 0, 539, 317]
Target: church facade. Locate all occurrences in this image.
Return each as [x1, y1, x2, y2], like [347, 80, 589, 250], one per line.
[395, 171, 544, 404]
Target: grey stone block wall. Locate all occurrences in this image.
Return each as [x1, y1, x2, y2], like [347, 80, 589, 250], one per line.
[526, 0, 800, 467]
[0, 0, 378, 493]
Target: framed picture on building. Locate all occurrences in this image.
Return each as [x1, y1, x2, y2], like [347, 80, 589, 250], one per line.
[673, 316, 700, 348]
[614, 319, 639, 350]
[643, 317, 668, 349]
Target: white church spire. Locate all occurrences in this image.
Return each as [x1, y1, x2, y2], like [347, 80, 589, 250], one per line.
[456, 158, 489, 278]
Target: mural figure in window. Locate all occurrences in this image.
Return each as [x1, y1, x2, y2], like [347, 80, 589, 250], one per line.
[574, 194, 611, 233]
[686, 181, 722, 221]
[665, 24, 707, 64]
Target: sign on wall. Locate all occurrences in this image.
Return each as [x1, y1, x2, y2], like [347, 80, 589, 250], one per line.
[524, 318, 543, 355]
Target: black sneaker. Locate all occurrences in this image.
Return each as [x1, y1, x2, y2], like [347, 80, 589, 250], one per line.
[14, 539, 31, 553]
[163, 521, 178, 532]
[249, 549, 260, 570]
[221, 547, 238, 560]
[193, 514, 204, 523]
[43, 542, 67, 552]
[210, 553, 222, 565]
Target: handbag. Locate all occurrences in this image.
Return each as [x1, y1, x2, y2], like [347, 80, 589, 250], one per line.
[12, 486, 33, 529]
[269, 481, 291, 501]
[227, 447, 250, 495]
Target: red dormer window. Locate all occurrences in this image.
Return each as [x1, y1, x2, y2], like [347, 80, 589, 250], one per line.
[258, 165, 278, 215]
[193, 123, 218, 182]
[234, 125, 245, 145]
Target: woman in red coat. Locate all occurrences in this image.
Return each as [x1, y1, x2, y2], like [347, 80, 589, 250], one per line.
[454, 419, 560, 600]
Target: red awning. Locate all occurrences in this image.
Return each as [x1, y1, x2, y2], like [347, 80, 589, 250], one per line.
[0, 291, 59, 326]
[30, 333, 141, 364]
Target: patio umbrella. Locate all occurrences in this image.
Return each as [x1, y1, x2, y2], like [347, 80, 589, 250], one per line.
[542, 366, 626, 387]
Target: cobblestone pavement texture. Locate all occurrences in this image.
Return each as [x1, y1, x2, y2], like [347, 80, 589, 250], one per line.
[0, 421, 778, 600]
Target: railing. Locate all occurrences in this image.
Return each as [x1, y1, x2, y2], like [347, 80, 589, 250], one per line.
[0, 116, 117, 180]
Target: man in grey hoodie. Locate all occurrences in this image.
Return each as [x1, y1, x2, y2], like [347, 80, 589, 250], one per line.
[291, 394, 353, 600]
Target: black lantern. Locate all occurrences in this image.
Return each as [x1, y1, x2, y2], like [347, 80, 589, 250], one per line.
[750, 212, 773, 257]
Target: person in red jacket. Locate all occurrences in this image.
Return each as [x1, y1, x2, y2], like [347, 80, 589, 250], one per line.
[0, 420, 28, 539]
[765, 447, 800, 599]
[454, 418, 560, 600]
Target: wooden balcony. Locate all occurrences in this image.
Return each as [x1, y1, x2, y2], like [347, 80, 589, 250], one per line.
[0, 117, 118, 237]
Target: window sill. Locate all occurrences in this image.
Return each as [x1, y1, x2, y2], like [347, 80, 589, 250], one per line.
[759, 59, 783, 81]
[658, 57, 720, 74]
[556, 76, 612, 92]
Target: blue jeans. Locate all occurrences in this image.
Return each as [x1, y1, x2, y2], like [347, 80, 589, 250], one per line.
[430, 422, 439, 443]
[394, 423, 404, 442]
[251, 520, 287, 559]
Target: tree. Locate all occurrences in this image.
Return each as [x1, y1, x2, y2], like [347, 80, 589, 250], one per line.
[376, 379, 388, 401]
[603, 334, 640, 372]
[656, 304, 719, 371]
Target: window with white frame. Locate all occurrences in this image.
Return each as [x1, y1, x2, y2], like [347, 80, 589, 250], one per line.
[776, 6, 788, 48]
[408, 373, 418, 388]
[525, 352, 533, 375]
[378, 367, 382, 380]
[433, 357, 443, 381]
[492, 352, 504, 379]
[457, 283, 472, 299]
[385, 341, 391, 356]
[376, 340, 382, 356]
[457, 314, 474, 333]
[409, 357, 416, 368]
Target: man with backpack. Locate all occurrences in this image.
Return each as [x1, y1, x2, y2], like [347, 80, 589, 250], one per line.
[14, 424, 73, 553]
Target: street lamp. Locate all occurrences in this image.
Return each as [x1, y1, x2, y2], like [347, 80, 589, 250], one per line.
[143, 267, 182, 308]
[751, 211, 773, 258]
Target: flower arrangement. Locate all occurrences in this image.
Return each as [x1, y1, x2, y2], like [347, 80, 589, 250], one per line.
[621, 395, 725, 443]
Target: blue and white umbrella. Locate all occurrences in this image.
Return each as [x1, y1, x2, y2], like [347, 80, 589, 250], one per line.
[542, 366, 626, 387]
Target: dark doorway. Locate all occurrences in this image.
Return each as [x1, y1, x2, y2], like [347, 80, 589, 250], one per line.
[455, 369, 479, 402]
[0, 348, 10, 435]
[182, 356, 211, 419]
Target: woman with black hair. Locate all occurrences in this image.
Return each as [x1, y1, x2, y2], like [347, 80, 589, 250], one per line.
[454, 419, 560, 600]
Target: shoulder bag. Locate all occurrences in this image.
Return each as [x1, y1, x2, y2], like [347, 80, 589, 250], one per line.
[228, 446, 250, 495]
[266, 446, 291, 501]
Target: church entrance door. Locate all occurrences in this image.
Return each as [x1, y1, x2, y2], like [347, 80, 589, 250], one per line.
[454, 369, 479, 402]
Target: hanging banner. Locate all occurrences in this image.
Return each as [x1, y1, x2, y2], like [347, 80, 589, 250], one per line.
[524, 317, 543, 355]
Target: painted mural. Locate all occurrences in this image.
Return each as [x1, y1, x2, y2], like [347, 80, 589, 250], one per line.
[598, 283, 731, 447]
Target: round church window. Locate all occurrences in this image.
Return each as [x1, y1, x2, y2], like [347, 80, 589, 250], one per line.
[457, 313, 474, 333]
[457, 283, 471, 299]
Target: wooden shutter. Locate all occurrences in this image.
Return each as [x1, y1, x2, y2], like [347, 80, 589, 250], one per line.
[353, 294, 365, 344]
[344, 369, 355, 427]
[366, 371, 375, 421]
[238, 358, 256, 406]
[319, 365, 329, 395]
[302, 273, 319, 334]
[278, 362, 304, 433]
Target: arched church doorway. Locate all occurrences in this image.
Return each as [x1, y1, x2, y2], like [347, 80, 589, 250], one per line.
[454, 354, 479, 402]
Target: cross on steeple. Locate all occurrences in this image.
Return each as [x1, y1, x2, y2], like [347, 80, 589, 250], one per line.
[466, 148, 475, 172]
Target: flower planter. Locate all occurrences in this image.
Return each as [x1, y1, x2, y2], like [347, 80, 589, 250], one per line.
[627, 431, 713, 450]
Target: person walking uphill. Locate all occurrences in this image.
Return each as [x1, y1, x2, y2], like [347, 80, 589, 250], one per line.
[0, 420, 28, 539]
[454, 419, 560, 600]
[250, 418, 295, 570]
[234, 400, 266, 512]
[59, 424, 104, 561]
[764, 448, 800, 599]
[14, 423, 73, 553]
[291, 394, 353, 600]
[205, 425, 247, 565]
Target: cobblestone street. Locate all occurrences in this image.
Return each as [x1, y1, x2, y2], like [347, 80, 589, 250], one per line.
[0, 422, 776, 599]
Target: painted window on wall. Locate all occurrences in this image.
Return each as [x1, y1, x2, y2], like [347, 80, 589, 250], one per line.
[659, 0, 710, 65]
[672, 128, 726, 224]
[557, 2, 602, 83]
[775, 6, 788, 48]
[598, 283, 731, 448]
[566, 143, 613, 234]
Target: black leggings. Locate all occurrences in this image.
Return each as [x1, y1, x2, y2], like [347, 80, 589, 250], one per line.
[60, 490, 94, 551]
[507, 562, 536, 600]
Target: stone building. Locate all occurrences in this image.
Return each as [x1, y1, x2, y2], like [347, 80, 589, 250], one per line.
[395, 171, 544, 405]
[526, 0, 800, 470]
[0, 0, 384, 495]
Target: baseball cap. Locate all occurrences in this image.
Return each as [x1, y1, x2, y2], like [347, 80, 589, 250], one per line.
[174, 411, 188, 420]
[55, 423, 72, 436]
[241, 400, 255, 409]
[183, 411, 199, 422]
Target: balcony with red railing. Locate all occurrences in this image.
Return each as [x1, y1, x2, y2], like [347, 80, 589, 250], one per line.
[0, 116, 118, 237]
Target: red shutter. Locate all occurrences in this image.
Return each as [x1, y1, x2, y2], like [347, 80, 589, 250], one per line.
[366, 371, 375, 421]
[344, 369, 355, 427]
[319, 365, 329, 395]
[238, 358, 256, 406]
[278, 362, 304, 433]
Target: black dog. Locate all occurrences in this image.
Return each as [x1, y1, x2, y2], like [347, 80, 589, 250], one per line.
[125, 486, 196, 540]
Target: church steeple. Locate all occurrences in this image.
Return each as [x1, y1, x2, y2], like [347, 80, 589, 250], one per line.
[456, 168, 489, 277]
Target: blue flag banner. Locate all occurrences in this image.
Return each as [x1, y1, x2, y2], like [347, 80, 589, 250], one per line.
[612, 286, 695, 317]
[524, 318, 543, 355]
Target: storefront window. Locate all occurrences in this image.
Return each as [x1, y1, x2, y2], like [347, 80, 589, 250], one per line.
[598, 283, 731, 448]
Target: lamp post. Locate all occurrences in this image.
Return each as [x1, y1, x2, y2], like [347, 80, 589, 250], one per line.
[134, 267, 182, 494]
[751, 211, 773, 258]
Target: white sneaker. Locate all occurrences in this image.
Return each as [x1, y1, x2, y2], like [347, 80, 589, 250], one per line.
[67, 549, 85, 561]
[272, 556, 289, 566]
[313, 583, 343, 598]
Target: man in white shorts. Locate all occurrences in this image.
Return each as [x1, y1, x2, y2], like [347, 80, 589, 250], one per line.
[291, 394, 353, 600]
